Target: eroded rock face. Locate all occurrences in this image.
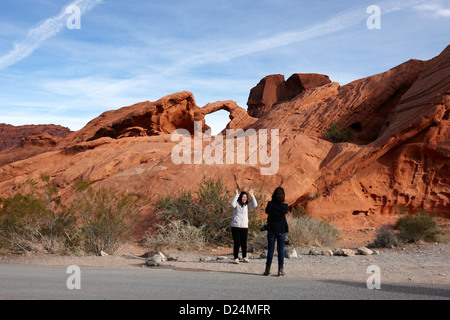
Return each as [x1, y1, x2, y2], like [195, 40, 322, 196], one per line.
[247, 73, 331, 118]
[250, 59, 426, 144]
[290, 45, 450, 222]
[0, 46, 448, 234]
[63, 91, 207, 146]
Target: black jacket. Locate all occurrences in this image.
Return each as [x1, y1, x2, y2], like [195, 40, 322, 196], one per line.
[265, 201, 289, 234]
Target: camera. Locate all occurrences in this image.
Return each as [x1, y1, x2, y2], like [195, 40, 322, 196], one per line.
[260, 224, 269, 232]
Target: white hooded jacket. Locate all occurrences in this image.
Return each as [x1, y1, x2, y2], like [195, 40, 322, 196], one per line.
[230, 193, 258, 228]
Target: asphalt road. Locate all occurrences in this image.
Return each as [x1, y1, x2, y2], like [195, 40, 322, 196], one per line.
[0, 263, 449, 301]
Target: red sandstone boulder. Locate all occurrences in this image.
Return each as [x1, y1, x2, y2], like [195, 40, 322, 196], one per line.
[247, 73, 331, 118]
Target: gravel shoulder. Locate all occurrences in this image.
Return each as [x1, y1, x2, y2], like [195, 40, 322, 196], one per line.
[1, 243, 449, 288]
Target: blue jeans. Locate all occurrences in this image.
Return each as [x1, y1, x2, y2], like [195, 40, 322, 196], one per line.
[266, 232, 286, 266]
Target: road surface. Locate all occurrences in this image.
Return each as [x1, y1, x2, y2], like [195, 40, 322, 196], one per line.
[1, 263, 449, 301]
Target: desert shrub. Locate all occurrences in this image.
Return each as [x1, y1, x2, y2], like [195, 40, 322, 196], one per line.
[250, 207, 339, 250]
[0, 178, 80, 254]
[371, 207, 446, 247]
[72, 180, 144, 256]
[156, 190, 203, 226]
[396, 211, 444, 244]
[291, 205, 307, 219]
[371, 224, 403, 248]
[287, 215, 339, 247]
[249, 231, 268, 252]
[326, 123, 354, 143]
[155, 176, 265, 245]
[143, 220, 205, 252]
[1, 177, 150, 256]
[0, 192, 51, 252]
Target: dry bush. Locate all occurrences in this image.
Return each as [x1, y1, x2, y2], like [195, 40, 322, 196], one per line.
[249, 214, 340, 250]
[287, 215, 339, 248]
[249, 232, 268, 252]
[371, 224, 403, 248]
[143, 220, 205, 252]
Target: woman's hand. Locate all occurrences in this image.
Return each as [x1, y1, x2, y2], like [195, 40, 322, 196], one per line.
[249, 189, 254, 195]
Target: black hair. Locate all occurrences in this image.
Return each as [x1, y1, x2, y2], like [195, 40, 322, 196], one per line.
[237, 191, 249, 206]
[271, 187, 285, 203]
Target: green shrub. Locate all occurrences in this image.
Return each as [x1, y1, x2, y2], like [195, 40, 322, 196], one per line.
[326, 123, 354, 143]
[0, 192, 50, 252]
[0, 178, 80, 254]
[72, 181, 144, 256]
[0, 177, 146, 256]
[371, 207, 446, 248]
[154, 176, 265, 245]
[396, 211, 444, 244]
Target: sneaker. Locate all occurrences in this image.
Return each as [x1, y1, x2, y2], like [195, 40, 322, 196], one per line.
[233, 258, 240, 264]
[243, 257, 250, 263]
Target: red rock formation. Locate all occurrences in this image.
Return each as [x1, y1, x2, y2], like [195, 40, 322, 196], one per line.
[0, 124, 71, 151]
[63, 91, 206, 147]
[289, 45, 450, 222]
[194, 100, 257, 132]
[247, 73, 331, 118]
[0, 45, 448, 236]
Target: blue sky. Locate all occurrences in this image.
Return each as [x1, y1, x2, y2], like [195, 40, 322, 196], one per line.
[0, 0, 449, 134]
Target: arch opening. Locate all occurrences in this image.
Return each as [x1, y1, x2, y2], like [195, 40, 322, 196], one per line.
[204, 109, 231, 135]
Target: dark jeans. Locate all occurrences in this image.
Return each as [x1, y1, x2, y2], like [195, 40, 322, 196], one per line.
[231, 227, 248, 259]
[266, 232, 286, 266]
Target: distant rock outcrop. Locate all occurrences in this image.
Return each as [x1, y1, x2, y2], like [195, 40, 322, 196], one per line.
[0, 124, 71, 151]
[247, 73, 331, 118]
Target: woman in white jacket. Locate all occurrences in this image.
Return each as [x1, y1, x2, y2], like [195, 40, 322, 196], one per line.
[230, 189, 257, 264]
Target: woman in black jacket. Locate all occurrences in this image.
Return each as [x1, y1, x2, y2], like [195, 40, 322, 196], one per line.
[264, 187, 289, 277]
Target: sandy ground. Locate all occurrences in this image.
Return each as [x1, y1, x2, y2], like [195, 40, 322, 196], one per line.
[1, 237, 449, 287]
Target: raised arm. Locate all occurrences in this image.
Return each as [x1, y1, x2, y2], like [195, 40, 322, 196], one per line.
[248, 190, 258, 210]
[230, 191, 239, 208]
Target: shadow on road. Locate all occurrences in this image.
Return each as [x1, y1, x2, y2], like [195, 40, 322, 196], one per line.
[320, 279, 450, 299]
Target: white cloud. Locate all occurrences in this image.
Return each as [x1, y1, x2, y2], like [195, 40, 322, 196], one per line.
[415, 3, 450, 18]
[0, 112, 89, 131]
[157, 0, 428, 76]
[0, 0, 103, 70]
